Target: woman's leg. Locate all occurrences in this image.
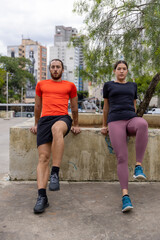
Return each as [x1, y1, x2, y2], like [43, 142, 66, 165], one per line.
[108, 121, 128, 192]
[127, 117, 148, 164]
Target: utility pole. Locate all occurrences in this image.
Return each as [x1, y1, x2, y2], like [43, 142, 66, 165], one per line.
[4, 72, 10, 120]
[21, 87, 23, 117]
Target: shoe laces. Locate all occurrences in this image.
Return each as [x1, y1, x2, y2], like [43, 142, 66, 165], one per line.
[122, 196, 131, 204]
[36, 196, 46, 205]
[135, 165, 143, 173]
[50, 173, 58, 183]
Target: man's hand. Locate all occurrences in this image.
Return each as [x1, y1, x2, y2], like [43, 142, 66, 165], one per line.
[101, 126, 108, 135]
[30, 125, 38, 135]
[71, 126, 81, 135]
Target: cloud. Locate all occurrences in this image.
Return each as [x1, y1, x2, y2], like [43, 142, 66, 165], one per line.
[0, 0, 84, 55]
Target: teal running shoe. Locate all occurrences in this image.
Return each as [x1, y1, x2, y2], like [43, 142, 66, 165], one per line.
[133, 165, 146, 180]
[122, 195, 133, 213]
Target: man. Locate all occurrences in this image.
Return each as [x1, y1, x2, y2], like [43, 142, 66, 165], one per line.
[30, 59, 81, 214]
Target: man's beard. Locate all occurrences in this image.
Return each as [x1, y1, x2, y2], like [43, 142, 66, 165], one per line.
[51, 71, 63, 80]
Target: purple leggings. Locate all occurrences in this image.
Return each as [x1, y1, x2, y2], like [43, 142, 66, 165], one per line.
[108, 117, 148, 190]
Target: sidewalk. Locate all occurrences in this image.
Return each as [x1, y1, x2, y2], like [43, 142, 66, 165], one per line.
[0, 181, 160, 240]
[0, 118, 160, 240]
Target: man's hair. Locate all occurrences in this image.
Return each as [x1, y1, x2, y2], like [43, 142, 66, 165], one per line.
[49, 59, 64, 70]
[114, 60, 128, 70]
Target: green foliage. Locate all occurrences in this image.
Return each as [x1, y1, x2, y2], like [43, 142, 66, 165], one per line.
[0, 56, 34, 102]
[0, 68, 6, 102]
[77, 90, 88, 100]
[0, 68, 6, 88]
[73, 0, 160, 96]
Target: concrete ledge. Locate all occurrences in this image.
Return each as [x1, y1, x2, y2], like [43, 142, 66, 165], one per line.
[76, 113, 160, 128]
[0, 111, 14, 118]
[9, 119, 160, 181]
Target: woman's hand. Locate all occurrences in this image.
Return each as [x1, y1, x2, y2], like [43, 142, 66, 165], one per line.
[101, 126, 108, 135]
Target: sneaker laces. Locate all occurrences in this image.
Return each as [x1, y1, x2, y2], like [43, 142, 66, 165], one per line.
[36, 196, 46, 205]
[50, 173, 58, 183]
[123, 196, 131, 204]
[135, 165, 143, 173]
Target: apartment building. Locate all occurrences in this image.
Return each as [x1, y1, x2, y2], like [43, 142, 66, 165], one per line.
[49, 25, 87, 91]
[7, 39, 47, 100]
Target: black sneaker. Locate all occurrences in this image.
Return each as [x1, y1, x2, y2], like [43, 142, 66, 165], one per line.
[33, 195, 49, 214]
[49, 173, 60, 191]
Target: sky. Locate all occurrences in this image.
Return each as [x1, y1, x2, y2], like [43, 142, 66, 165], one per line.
[0, 0, 84, 57]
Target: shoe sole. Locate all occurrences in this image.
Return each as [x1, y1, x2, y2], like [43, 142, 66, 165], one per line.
[49, 182, 60, 191]
[49, 187, 60, 191]
[122, 206, 133, 213]
[133, 175, 146, 180]
[34, 203, 49, 214]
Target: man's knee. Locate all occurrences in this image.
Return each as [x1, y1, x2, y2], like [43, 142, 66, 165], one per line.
[39, 152, 50, 164]
[51, 123, 67, 138]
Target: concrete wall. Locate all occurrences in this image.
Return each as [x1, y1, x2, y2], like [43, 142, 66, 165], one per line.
[0, 111, 14, 118]
[9, 118, 160, 181]
[77, 113, 160, 128]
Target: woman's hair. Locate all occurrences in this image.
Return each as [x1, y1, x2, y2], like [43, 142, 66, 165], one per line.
[114, 60, 128, 70]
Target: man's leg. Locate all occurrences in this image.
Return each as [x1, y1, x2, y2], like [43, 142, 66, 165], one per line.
[49, 121, 68, 191]
[34, 143, 51, 213]
[37, 143, 52, 189]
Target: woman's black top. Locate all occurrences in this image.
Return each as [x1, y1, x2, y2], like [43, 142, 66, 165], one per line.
[103, 81, 137, 123]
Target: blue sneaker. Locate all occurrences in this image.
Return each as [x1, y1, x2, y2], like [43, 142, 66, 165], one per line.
[133, 165, 146, 180]
[122, 195, 133, 212]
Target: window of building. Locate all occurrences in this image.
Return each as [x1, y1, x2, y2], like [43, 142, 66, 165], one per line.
[29, 51, 34, 58]
[11, 51, 15, 58]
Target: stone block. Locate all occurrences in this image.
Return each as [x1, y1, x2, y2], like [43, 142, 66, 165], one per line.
[9, 119, 160, 181]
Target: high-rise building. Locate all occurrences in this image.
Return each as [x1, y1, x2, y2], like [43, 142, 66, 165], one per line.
[49, 25, 87, 91]
[7, 38, 47, 102]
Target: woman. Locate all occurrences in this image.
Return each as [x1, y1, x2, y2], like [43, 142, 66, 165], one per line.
[101, 60, 148, 212]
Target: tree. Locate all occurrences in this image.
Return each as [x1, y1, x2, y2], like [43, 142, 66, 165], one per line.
[77, 90, 88, 100]
[0, 68, 6, 102]
[73, 0, 160, 116]
[0, 56, 34, 102]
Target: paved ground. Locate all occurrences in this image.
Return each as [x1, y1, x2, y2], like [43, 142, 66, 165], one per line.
[0, 117, 160, 240]
[0, 117, 28, 179]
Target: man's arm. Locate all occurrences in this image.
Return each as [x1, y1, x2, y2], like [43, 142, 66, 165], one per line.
[101, 98, 109, 135]
[70, 96, 81, 134]
[30, 94, 42, 135]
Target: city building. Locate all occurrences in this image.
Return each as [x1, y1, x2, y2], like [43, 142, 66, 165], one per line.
[49, 25, 87, 91]
[7, 38, 47, 101]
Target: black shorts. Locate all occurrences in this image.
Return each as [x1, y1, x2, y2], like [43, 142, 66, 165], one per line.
[37, 115, 72, 147]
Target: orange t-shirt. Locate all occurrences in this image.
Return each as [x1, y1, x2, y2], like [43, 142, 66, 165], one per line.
[36, 79, 77, 117]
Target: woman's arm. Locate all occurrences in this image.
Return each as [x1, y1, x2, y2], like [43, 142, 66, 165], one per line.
[101, 98, 109, 135]
[134, 99, 137, 113]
